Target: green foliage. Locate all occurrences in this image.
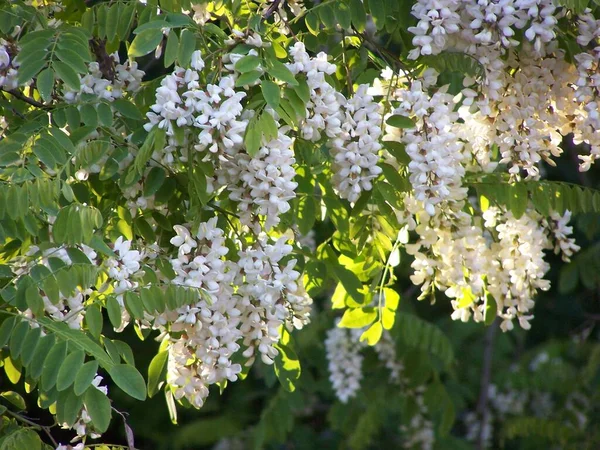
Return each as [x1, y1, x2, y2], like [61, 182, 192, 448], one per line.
[0, 1, 599, 449]
[395, 313, 455, 369]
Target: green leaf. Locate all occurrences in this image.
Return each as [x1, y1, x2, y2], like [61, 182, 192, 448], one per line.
[329, 260, 363, 304]
[294, 77, 310, 104]
[0, 428, 42, 450]
[244, 117, 262, 156]
[3, 355, 21, 384]
[259, 111, 278, 141]
[113, 98, 143, 120]
[297, 196, 316, 235]
[0, 316, 17, 347]
[273, 342, 301, 392]
[56, 349, 85, 391]
[9, 320, 30, 360]
[234, 70, 261, 87]
[334, 1, 352, 29]
[1, 391, 26, 410]
[386, 115, 415, 129]
[267, 60, 298, 86]
[147, 350, 168, 398]
[84, 386, 112, 433]
[339, 307, 377, 328]
[124, 292, 144, 320]
[36, 317, 114, 370]
[55, 48, 88, 74]
[74, 360, 99, 396]
[484, 292, 497, 326]
[97, 102, 113, 127]
[20, 326, 41, 367]
[129, 28, 164, 58]
[509, 183, 528, 219]
[106, 3, 120, 42]
[43, 275, 60, 304]
[350, 0, 367, 32]
[41, 339, 68, 390]
[164, 30, 179, 67]
[118, 3, 136, 38]
[113, 340, 135, 366]
[305, 11, 320, 35]
[53, 60, 81, 91]
[235, 54, 261, 73]
[319, 4, 336, 28]
[360, 322, 383, 346]
[106, 296, 123, 330]
[28, 334, 55, 380]
[108, 364, 147, 401]
[368, 0, 387, 29]
[17, 57, 47, 85]
[143, 167, 166, 197]
[177, 29, 196, 67]
[60, 389, 85, 428]
[134, 20, 172, 34]
[36, 68, 54, 102]
[559, 263, 578, 294]
[261, 79, 280, 110]
[78, 104, 97, 128]
[383, 287, 400, 310]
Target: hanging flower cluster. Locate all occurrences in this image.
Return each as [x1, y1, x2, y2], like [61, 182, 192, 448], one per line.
[326, 324, 435, 449]
[375, 0, 592, 331]
[163, 218, 310, 408]
[62, 52, 144, 103]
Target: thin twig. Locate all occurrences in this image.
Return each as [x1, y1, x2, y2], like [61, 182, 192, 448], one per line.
[264, 0, 283, 18]
[4, 409, 58, 447]
[476, 319, 498, 450]
[2, 89, 51, 110]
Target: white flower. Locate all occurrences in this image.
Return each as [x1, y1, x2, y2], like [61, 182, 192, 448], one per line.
[325, 323, 365, 403]
[0, 46, 10, 69]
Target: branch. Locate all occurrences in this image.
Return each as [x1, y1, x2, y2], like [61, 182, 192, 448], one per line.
[264, 0, 283, 19]
[2, 89, 51, 110]
[476, 320, 498, 450]
[5, 409, 58, 447]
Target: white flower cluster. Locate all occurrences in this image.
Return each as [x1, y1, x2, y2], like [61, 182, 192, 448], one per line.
[325, 322, 436, 449]
[403, 197, 579, 331]
[464, 411, 492, 448]
[483, 208, 551, 332]
[390, 70, 468, 216]
[104, 236, 147, 332]
[546, 211, 580, 262]
[0, 39, 19, 90]
[218, 124, 298, 231]
[400, 389, 435, 450]
[161, 218, 310, 408]
[408, 0, 559, 59]
[329, 84, 383, 203]
[19, 244, 98, 330]
[374, 330, 405, 383]
[325, 323, 365, 403]
[287, 42, 342, 142]
[407, 0, 600, 175]
[287, 43, 382, 202]
[573, 10, 600, 170]
[145, 50, 298, 229]
[63, 52, 144, 103]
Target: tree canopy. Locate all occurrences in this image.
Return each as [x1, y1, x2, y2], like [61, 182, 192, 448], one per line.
[0, 0, 600, 449]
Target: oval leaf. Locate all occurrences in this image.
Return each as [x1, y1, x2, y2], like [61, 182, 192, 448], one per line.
[108, 364, 147, 401]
